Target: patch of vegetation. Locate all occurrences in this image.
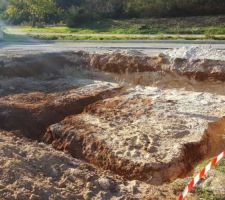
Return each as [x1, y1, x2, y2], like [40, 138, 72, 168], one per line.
[31, 34, 151, 40]
[28, 33, 225, 41]
[194, 156, 225, 174]
[216, 158, 225, 174]
[2, 0, 225, 26]
[192, 187, 222, 200]
[190, 156, 225, 200]
[6, 16, 225, 35]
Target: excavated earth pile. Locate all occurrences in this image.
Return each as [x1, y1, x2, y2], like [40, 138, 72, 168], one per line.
[1, 131, 177, 200]
[89, 51, 225, 81]
[89, 50, 225, 95]
[0, 51, 89, 78]
[44, 87, 225, 185]
[0, 48, 225, 199]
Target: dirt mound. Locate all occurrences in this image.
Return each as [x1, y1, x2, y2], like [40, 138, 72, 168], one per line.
[44, 86, 225, 184]
[0, 51, 89, 78]
[89, 52, 225, 81]
[2, 50, 225, 82]
[89, 52, 165, 73]
[1, 131, 178, 200]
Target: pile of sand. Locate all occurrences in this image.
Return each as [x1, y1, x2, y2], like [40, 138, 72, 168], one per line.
[1, 131, 176, 200]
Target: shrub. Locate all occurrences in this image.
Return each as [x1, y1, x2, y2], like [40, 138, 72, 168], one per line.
[66, 6, 94, 27]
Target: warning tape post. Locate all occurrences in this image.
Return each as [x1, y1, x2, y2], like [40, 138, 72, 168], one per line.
[179, 150, 225, 200]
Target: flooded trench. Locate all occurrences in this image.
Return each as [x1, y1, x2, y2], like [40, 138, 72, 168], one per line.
[0, 50, 224, 186]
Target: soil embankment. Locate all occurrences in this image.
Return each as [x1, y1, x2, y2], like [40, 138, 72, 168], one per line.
[0, 48, 225, 199]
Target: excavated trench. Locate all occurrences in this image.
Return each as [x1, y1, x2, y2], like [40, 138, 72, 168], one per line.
[89, 52, 225, 95]
[42, 89, 225, 185]
[0, 51, 225, 186]
[0, 86, 123, 139]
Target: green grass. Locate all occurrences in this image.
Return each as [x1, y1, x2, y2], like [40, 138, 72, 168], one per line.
[194, 156, 225, 174]
[192, 187, 221, 200]
[190, 156, 225, 200]
[4, 15, 225, 40]
[216, 158, 225, 174]
[31, 34, 225, 41]
[171, 156, 225, 200]
[6, 15, 225, 35]
[31, 34, 169, 40]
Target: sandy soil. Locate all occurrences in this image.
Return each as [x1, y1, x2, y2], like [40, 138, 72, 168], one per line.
[1, 131, 179, 200]
[44, 86, 225, 185]
[0, 49, 224, 200]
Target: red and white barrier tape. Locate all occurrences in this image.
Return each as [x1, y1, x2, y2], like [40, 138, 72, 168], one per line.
[179, 150, 225, 200]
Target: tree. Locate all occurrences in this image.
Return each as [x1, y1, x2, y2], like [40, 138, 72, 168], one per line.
[26, 0, 59, 25]
[4, 0, 60, 25]
[3, 0, 225, 25]
[4, 0, 30, 24]
[66, 5, 94, 27]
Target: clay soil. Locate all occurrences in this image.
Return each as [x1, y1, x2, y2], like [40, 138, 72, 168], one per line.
[0, 50, 225, 200]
